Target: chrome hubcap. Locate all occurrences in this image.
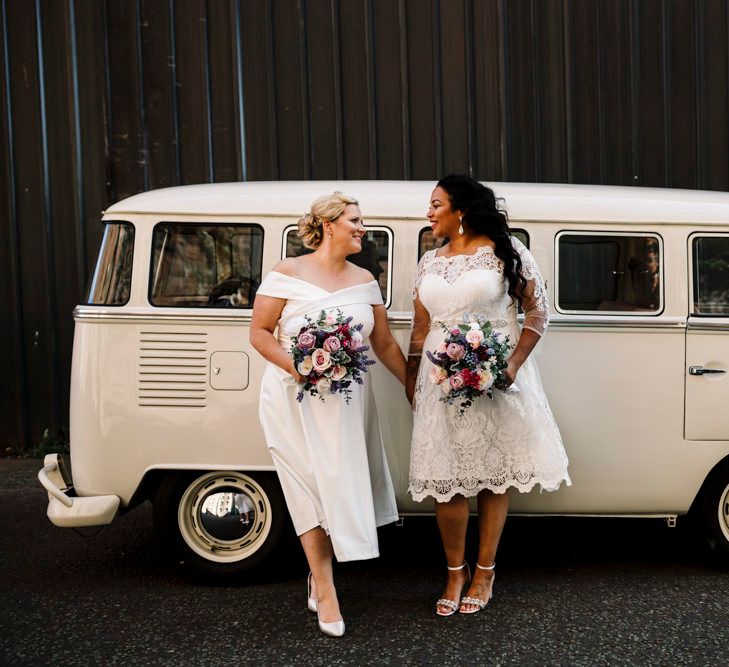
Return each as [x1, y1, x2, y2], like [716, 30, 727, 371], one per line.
[178, 472, 272, 563]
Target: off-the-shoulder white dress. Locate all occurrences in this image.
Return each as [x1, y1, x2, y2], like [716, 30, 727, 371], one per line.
[256, 271, 398, 561]
[409, 238, 571, 502]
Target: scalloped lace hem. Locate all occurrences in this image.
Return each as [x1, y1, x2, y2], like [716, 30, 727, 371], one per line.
[408, 476, 572, 503]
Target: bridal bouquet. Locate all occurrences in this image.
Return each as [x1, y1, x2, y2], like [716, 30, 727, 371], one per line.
[291, 309, 375, 403]
[426, 317, 513, 415]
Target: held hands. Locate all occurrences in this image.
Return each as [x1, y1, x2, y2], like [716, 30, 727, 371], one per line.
[405, 354, 421, 407]
[406, 385, 415, 407]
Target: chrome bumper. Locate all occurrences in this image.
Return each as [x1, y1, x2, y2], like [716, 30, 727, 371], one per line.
[38, 454, 120, 527]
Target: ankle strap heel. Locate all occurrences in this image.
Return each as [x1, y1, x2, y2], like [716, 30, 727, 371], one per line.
[436, 562, 471, 617]
[446, 562, 468, 571]
[459, 562, 495, 615]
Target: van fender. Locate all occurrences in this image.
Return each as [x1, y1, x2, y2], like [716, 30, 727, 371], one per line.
[688, 453, 729, 564]
[128, 464, 278, 508]
[688, 452, 729, 513]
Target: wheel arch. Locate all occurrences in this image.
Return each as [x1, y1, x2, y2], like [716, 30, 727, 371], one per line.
[687, 452, 729, 516]
[128, 466, 278, 509]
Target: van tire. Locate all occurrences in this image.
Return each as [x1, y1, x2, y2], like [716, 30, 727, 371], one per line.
[153, 470, 290, 582]
[696, 462, 729, 566]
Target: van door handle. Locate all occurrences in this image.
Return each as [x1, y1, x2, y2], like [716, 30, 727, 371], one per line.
[689, 366, 727, 376]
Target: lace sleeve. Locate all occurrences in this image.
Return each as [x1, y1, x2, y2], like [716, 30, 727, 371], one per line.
[512, 237, 549, 336]
[412, 251, 433, 301]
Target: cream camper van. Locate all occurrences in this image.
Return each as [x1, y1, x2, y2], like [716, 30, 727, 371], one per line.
[38, 181, 729, 579]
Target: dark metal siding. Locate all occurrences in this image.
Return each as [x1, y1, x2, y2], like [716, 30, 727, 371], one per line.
[2, 0, 729, 446]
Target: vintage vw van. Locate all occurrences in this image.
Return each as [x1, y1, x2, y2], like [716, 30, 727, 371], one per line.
[38, 181, 729, 579]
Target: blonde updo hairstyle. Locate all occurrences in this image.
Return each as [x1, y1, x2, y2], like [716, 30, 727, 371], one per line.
[297, 191, 359, 250]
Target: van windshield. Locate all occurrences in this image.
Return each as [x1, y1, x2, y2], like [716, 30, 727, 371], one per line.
[86, 222, 135, 306]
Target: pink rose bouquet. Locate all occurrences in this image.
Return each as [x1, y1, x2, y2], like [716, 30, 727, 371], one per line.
[426, 317, 513, 415]
[290, 309, 375, 403]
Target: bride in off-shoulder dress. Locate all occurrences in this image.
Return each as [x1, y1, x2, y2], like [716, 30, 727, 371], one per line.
[257, 271, 399, 560]
[251, 191, 405, 637]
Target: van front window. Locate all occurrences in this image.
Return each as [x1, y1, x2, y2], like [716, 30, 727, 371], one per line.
[86, 222, 135, 306]
[150, 223, 263, 308]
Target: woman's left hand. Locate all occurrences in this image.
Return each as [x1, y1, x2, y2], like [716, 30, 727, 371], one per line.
[497, 329, 541, 390]
[499, 358, 520, 389]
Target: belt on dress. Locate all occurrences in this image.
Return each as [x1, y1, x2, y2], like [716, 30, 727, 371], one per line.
[429, 318, 508, 330]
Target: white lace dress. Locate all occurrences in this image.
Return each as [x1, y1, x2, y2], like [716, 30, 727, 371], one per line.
[408, 238, 571, 502]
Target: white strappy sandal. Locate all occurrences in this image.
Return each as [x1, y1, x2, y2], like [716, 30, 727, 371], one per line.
[435, 562, 471, 617]
[459, 562, 495, 614]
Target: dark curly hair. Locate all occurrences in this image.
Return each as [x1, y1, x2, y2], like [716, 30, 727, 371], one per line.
[437, 174, 526, 302]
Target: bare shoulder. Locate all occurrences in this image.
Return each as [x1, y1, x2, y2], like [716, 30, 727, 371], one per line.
[270, 257, 300, 276]
[347, 262, 376, 284]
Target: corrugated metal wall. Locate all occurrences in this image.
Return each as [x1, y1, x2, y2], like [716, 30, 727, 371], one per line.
[2, 0, 729, 447]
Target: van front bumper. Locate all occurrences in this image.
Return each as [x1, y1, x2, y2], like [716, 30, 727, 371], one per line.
[38, 454, 120, 527]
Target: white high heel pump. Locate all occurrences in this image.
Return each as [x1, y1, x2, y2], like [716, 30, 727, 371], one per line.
[317, 609, 345, 637]
[307, 571, 345, 636]
[307, 571, 318, 613]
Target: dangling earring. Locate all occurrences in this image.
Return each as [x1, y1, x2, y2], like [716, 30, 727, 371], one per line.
[458, 216, 464, 235]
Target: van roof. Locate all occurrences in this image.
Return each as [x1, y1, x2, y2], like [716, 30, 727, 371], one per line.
[104, 180, 729, 224]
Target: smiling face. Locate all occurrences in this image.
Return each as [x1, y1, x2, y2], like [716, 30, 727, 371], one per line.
[326, 204, 366, 254]
[427, 186, 461, 239]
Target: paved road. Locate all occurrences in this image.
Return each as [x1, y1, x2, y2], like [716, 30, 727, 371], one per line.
[1, 458, 727, 666]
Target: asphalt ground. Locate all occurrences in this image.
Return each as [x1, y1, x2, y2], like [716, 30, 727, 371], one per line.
[1, 457, 727, 666]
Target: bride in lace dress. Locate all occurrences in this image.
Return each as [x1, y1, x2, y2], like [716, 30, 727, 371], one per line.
[406, 175, 570, 616]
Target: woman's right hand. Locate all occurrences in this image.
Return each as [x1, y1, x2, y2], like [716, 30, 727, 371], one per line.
[287, 360, 306, 384]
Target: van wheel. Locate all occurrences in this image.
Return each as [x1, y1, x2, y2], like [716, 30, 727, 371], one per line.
[153, 471, 288, 581]
[696, 463, 729, 566]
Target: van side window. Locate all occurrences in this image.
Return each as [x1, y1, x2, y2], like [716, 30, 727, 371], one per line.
[418, 228, 529, 259]
[150, 223, 263, 308]
[557, 233, 661, 313]
[693, 236, 729, 315]
[86, 222, 135, 306]
[283, 227, 392, 306]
